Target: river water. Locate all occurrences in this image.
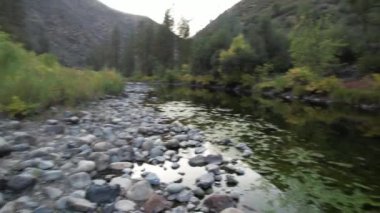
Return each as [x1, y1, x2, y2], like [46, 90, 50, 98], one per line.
[146, 85, 380, 213]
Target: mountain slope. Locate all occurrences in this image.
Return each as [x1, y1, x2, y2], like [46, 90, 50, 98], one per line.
[192, 0, 380, 75]
[0, 0, 169, 68]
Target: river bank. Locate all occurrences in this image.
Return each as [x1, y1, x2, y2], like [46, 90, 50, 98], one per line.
[0, 83, 273, 213]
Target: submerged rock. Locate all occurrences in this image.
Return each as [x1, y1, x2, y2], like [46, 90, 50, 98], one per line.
[203, 194, 236, 213]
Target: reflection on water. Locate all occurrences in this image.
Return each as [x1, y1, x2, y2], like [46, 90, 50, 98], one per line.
[148, 85, 380, 212]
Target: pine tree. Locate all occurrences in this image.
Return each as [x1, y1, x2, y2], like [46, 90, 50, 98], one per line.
[177, 18, 190, 39]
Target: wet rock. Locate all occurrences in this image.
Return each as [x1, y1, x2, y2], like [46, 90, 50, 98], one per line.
[76, 160, 96, 172]
[189, 155, 207, 167]
[67, 197, 96, 212]
[171, 206, 188, 213]
[33, 206, 55, 213]
[110, 177, 132, 192]
[11, 144, 30, 152]
[0, 192, 4, 205]
[165, 140, 180, 150]
[174, 134, 188, 142]
[127, 180, 154, 201]
[150, 146, 165, 158]
[203, 195, 236, 213]
[110, 162, 133, 170]
[143, 194, 172, 213]
[221, 208, 244, 213]
[242, 149, 253, 157]
[38, 160, 55, 170]
[206, 164, 220, 174]
[46, 119, 59, 125]
[43, 186, 63, 199]
[226, 175, 238, 186]
[205, 154, 223, 165]
[142, 140, 154, 151]
[176, 189, 193, 203]
[68, 172, 91, 189]
[89, 152, 110, 171]
[0, 201, 16, 212]
[114, 200, 136, 212]
[192, 187, 205, 198]
[5, 120, 21, 130]
[196, 173, 215, 189]
[195, 147, 206, 154]
[93, 142, 111, 152]
[85, 184, 120, 204]
[79, 134, 96, 144]
[42, 170, 63, 181]
[66, 116, 80, 125]
[144, 172, 160, 186]
[14, 132, 37, 145]
[166, 183, 186, 194]
[0, 137, 12, 157]
[29, 147, 54, 158]
[7, 174, 37, 191]
[44, 125, 65, 135]
[171, 162, 180, 170]
[70, 190, 86, 198]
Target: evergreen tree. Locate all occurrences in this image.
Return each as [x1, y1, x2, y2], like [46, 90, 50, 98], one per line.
[163, 9, 174, 32]
[177, 18, 190, 39]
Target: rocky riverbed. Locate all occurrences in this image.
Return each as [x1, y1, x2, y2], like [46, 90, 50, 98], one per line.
[0, 83, 276, 213]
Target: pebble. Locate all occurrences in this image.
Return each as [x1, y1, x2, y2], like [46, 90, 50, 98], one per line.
[114, 200, 136, 212]
[68, 172, 91, 189]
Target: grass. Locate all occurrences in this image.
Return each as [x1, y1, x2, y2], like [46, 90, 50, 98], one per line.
[0, 32, 124, 117]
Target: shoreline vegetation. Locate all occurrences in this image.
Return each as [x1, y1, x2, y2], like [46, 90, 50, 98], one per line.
[127, 68, 380, 111]
[0, 32, 124, 117]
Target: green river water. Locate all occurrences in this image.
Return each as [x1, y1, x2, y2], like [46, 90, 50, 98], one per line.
[149, 85, 380, 213]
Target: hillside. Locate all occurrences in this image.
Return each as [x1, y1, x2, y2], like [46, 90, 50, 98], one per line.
[0, 0, 181, 76]
[192, 0, 380, 76]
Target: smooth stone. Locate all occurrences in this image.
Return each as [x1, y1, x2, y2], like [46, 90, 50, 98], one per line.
[206, 164, 220, 174]
[44, 125, 65, 135]
[38, 161, 55, 170]
[150, 146, 165, 158]
[46, 119, 59, 125]
[79, 135, 96, 144]
[85, 184, 120, 204]
[42, 170, 63, 181]
[110, 162, 133, 170]
[76, 160, 96, 172]
[226, 175, 238, 186]
[68, 172, 91, 189]
[171, 163, 180, 170]
[194, 147, 206, 154]
[114, 200, 136, 212]
[110, 177, 132, 192]
[0, 137, 12, 157]
[33, 206, 54, 213]
[166, 183, 186, 194]
[70, 190, 86, 198]
[171, 206, 187, 213]
[197, 173, 215, 189]
[143, 194, 172, 213]
[188, 155, 207, 167]
[176, 189, 193, 203]
[67, 197, 96, 212]
[173, 134, 188, 142]
[93, 179, 106, 185]
[11, 144, 30, 152]
[127, 180, 154, 201]
[144, 172, 160, 186]
[89, 152, 110, 171]
[203, 194, 236, 213]
[93, 142, 111, 152]
[221, 208, 244, 213]
[164, 140, 180, 150]
[43, 187, 63, 199]
[7, 174, 37, 191]
[205, 154, 223, 165]
[14, 132, 36, 145]
[192, 187, 205, 198]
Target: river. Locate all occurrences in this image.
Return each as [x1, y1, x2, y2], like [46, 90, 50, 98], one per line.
[147, 84, 380, 213]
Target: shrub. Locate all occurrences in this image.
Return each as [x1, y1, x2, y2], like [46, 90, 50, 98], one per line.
[358, 54, 380, 74]
[306, 76, 342, 94]
[0, 31, 124, 117]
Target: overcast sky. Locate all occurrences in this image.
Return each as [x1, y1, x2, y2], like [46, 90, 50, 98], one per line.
[98, 0, 240, 36]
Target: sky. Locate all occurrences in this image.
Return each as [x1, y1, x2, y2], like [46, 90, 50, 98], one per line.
[98, 0, 240, 36]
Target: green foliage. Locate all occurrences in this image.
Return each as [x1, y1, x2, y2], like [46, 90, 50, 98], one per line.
[306, 76, 342, 94]
[357, 54, 380, 74]
[0, 31, 124, 117]
[290, 17, 345, 73]
[177, 18, 190, 39]
[219, 34, 256, 81]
